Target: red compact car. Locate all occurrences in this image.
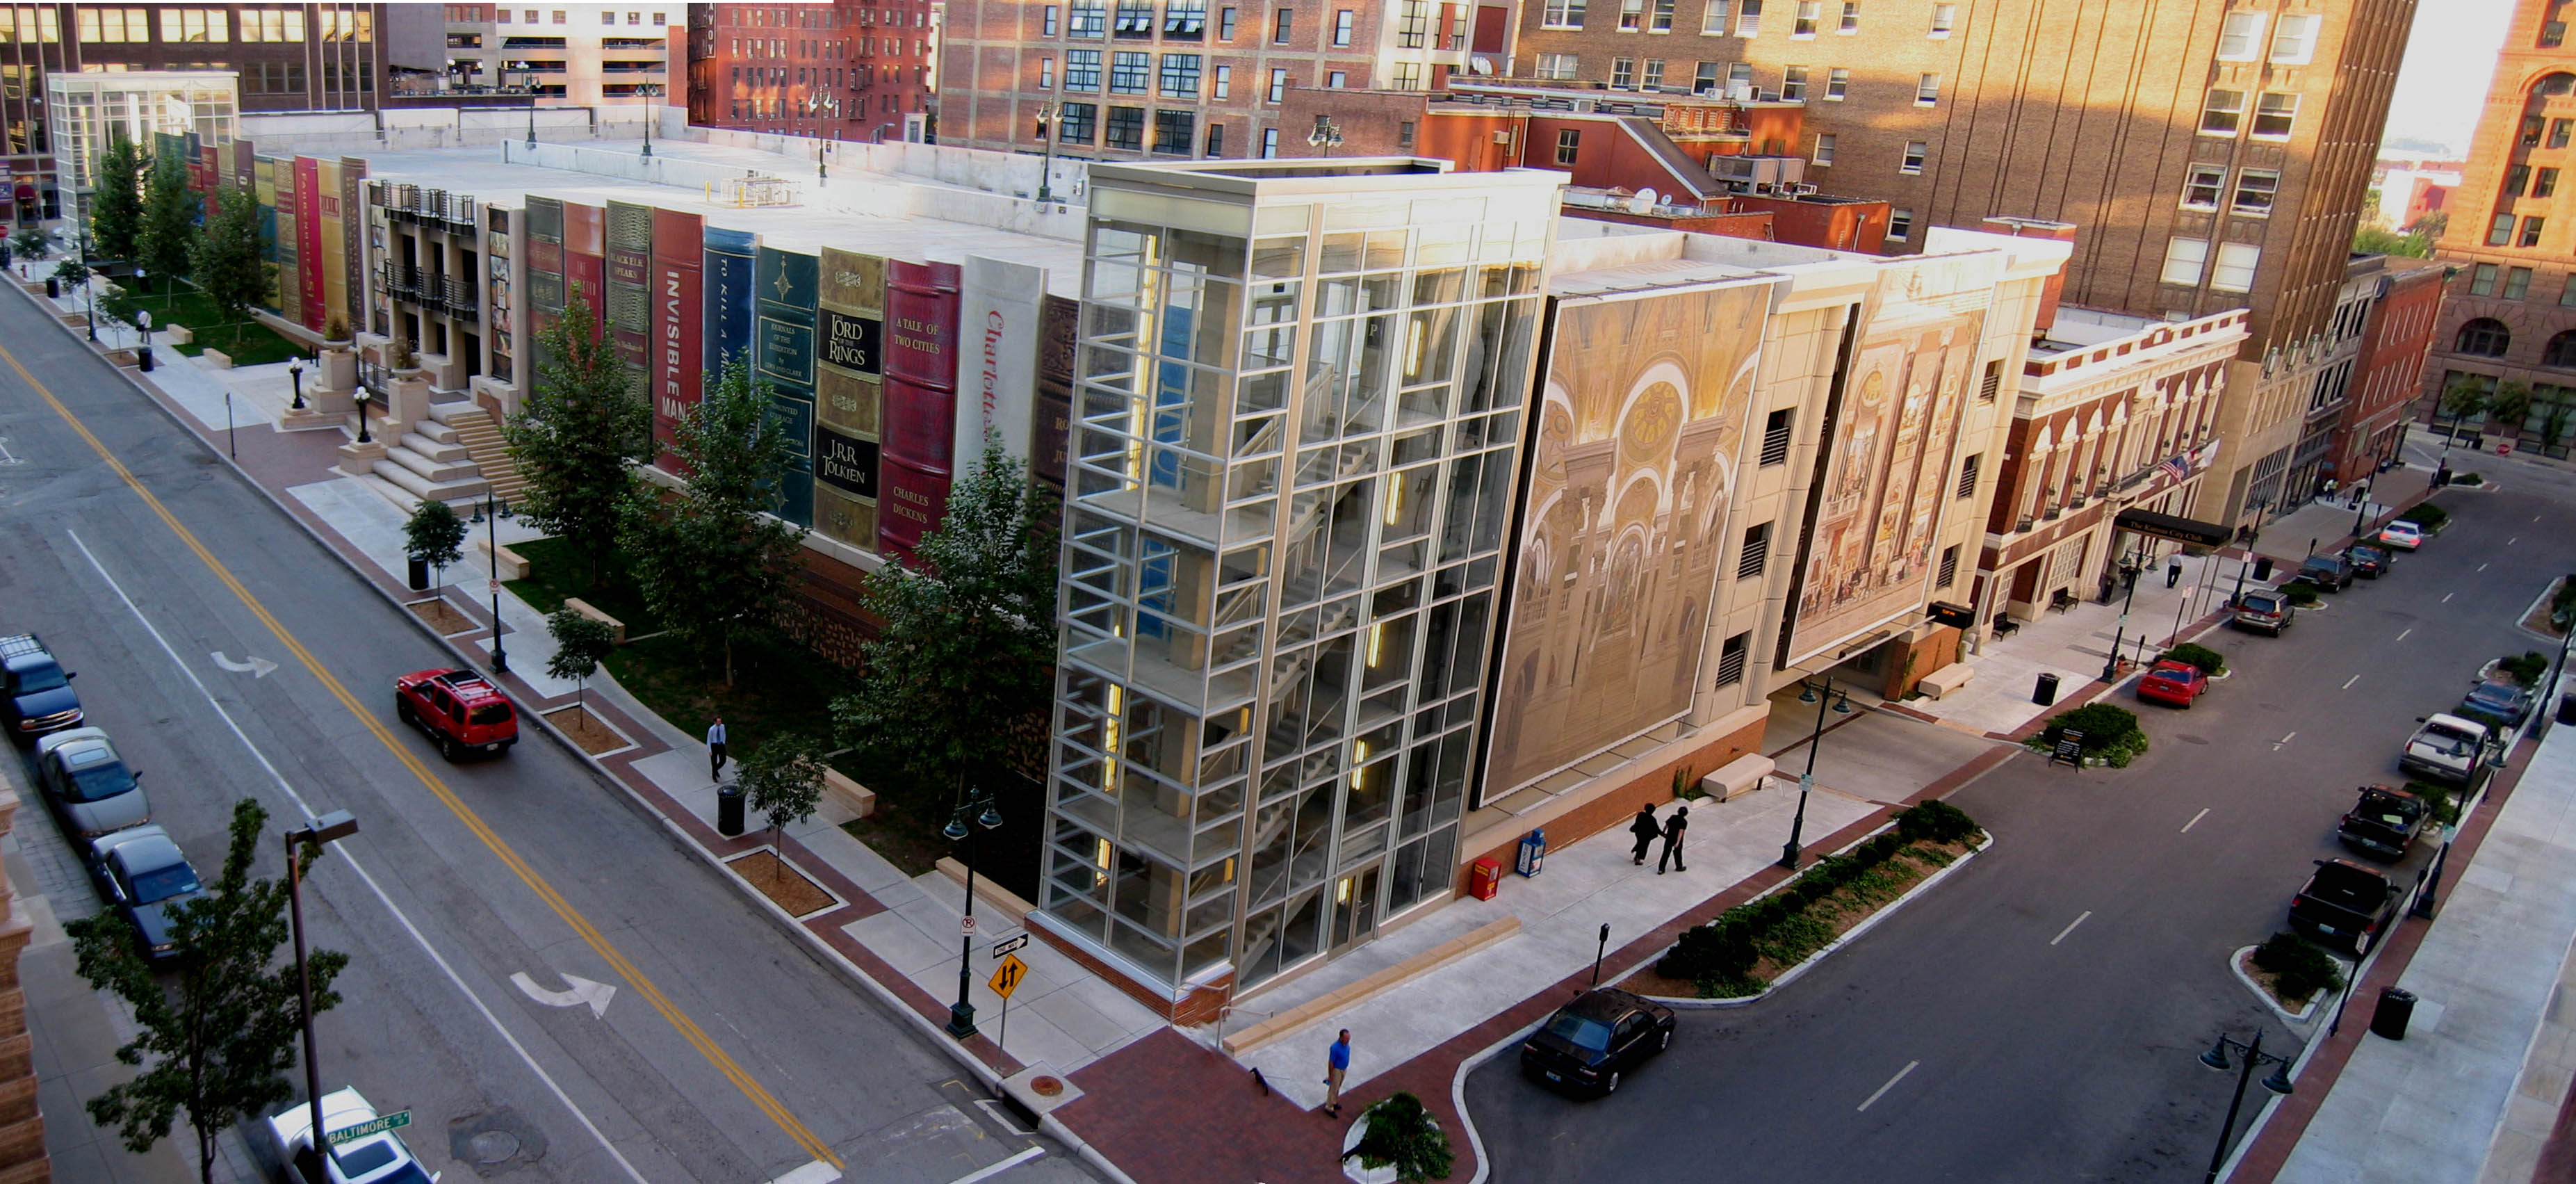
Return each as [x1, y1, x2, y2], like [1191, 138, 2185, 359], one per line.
[395, 668, 519, 761]
[2136, 660, 2210, 709]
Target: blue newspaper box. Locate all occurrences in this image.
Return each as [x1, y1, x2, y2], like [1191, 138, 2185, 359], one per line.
[1515, 828, 1547, 877]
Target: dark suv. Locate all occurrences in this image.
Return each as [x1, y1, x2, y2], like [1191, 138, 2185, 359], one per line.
[1519, 988, 1677, 1096]
[2297, 552, 2355, 592]
[1, 634, 83, 743]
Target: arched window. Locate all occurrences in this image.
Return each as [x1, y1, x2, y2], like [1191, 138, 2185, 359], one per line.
[2540, 72, 2576, 99]
[2458, 318, 2513, 357]
[2548, 330, 2576, 368]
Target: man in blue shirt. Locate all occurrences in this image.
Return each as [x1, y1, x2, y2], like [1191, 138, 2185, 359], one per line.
[708, 716, 728, 781]
[1325, 1029, 1352, 1117]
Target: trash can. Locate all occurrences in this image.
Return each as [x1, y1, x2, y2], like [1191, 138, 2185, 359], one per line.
[1467, 857, 1503, 901]
[717, 784, 747, 837]
[407, 555, 430, 592]
[2372, 986, 2417, 1040]
[2252, 556, 2274, 582]
[1515, 828, 1547, 877]
[136, 346, 151, 371]
[2559, 692, 2576, 727]
[2033, 672, 2061, 706]
[43, 276, 56, 298]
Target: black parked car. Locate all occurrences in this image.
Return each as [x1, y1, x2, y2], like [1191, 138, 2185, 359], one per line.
[2347, 544, 2392, 580]
[2336, 784, 2428, 861]
[1519, 988, 1677, 1096]
[2298, 552, 2356, 592]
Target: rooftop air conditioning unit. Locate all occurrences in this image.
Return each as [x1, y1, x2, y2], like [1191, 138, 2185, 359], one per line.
[1711, 156, 1786, 186]
[1725, 81, 1754, 102]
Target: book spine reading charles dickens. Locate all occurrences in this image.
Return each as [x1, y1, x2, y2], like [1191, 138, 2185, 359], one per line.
[880, 260, 963, 562]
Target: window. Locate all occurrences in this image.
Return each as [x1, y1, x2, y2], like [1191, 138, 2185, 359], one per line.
[2561, 275, 2576, 307]
[1271, 6, 1292, 41]
[1160, 52, 1202, 95]
[2542, 168, 2563, 199]
[1556, 127, 1581, 165]
[1057, 101, 1097, 143]
[2554, 118, 2573, 149]
[1899, 140, 1925, 174]
[2160, 236, 2209, 286]
[2509, 164, 2534, 197]
[1644, 58, 1665, 86]
[2491, 212, 2519, 246]
[1696, 61, 1720, 92]
[1729, 62, 1752, 87]
[1039, 56, 1056, 87]
[1760, 407, 1793, 464]
[1613, 57, 1636, 86]
[1221, 6, 1237, 37]
[2269, 13, 2319, 63]
[1928, 2, 1953, 35]
[2456, 317, 2511, 357]
[2528, 115, 2550, 147]
[1839, 1, 1858, 31]
[1398, 120, 1415, 147]
[160, 10, 229, 42]
[1066, 49, 1102, 89]
[2200, 89, 2244, 135]
[1713, 631, 1750, 688]
[1535, 52, 1578, 80]
[1620, 0, 1644, 30]
[1044, 4, 1061, 33]
[1326, 70, 1346, 86]
[1702, 0, 1728, 34]
[1213, 64, 1232, 97]
[1070, 0, 1105, 36]
[1887, 208, 1913, 241]
[2251, 92, 2298, 138]
[1206, 122, 1225, 156]
[1114, 0, 1153, 35]
[2210, 241, 2260, 293]
[1544, 0, 1585, 28]
[1166, 0, 1207, 36]
[1956, 453, 1980, 498]
[2181, 164, 2225, 210]
[1267, 67, 1288, 99]
[2216, 10, 2264, 60]
[1777, 64, 1806, 99]
[1979, 359, 2001, 401]
[2527, 216, 2552, 248]
[1109, 50, 1148, 92]
[1262, 127, 1279, 157]
[1825, 66, 1847, 99]
[1654, 0, 1674, 33]
[1793, 0, 1818, 35]
[1153, 108, 1194, 154]
[1916, 72, 1939, 104]
[602, 9, 614, 21]
[2548, 330, 2576, 366]
[2231, 169, 2278, 216]
[2506, 266, 2535, 300]
[1105, 104, 1145, 150]
[1937, 544, 1959, 588]
[1736, 0, 1761, 34]
[553, 9, 566, 22]
[1813, 132, 1835, 163]
[77, 8, 145, 42]
[1392, 61, 1422, 88]
[1332, 7, 1351, 44]
[1736, 522, 1771, 581]
[1397, 0, 1428, 43]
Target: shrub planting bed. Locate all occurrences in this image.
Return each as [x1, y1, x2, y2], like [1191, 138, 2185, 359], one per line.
[2246, 930, 2345, 1009]
[2027, 702, 2150, 768]
[2158, 642, 2226, 676]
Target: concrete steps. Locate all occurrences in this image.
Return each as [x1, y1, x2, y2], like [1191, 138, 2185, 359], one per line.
[397, 432, 471, 463]
[371, 457, 489, 502]
[430, 402, 530, 504]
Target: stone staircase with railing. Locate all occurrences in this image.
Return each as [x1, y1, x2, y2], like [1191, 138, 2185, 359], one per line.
[365, 399, 527, 508]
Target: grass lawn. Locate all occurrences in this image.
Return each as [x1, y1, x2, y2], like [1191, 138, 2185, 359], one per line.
[113, 275, 304, 366]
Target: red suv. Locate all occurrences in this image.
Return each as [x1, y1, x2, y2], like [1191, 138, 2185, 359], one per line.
[395, 669, 519, 761]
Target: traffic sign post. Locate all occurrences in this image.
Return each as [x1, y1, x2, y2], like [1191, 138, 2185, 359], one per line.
[991, 933, 1027, 958]
[986, 954, 1029, 1070]
[325, 1110, 411, 1146]
[960, 914, 978, 938]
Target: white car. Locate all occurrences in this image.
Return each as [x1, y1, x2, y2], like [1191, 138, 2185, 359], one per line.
[2377, 520, 2424, 551]
[267, 1089, 437, 1184]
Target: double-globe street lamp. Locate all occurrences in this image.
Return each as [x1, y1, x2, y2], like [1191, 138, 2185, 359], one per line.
[2197, 1030, 2294, 1184]
[471, 494, 514, 673]
[943, 784, 1004, 1039]
[1779, 675, 1854, 870]
[285, 810, 359, 1184]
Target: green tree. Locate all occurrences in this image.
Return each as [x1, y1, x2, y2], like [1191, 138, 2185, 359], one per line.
[91, 131, 145, 262]
[2540, 399, 2575, 455]
[2352, 225, 2431, 259]
[619, 355, 804, 683]
[2442, 373, 2493, 445]
[52, 254, 90, 289]
[188, 182, 267, 346]
[403, 498, 468, 594]
[2490, 380, 2535, 445]
[66, 799, 350, 1184]
[505, 291, 651, 585]
[11, 228, 47, 259]
[136, 152, 197, 286]
[831, 435, 1059, 815]
[544, 606, 617, 723]
[738, 731, 828, 859]
[1341, 1093, 1454, 1183]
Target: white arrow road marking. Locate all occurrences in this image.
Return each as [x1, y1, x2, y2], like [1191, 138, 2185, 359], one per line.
[210, 651, 279, 678]
[511, 971, 617, 1019]
[765, 1162, 842, 1184]
[943, 1147, 1045, 1184]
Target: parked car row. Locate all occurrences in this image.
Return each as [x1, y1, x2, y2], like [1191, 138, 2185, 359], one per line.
[2231, 519, 2420, 640]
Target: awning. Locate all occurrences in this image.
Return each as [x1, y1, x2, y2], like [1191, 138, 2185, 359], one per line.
[2112, 508, 2230, 549]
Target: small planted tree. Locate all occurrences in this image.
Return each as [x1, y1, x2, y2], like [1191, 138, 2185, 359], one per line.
[620, 355, 804, 683]
[91, 131, 145, 262]
[545, 606, 617, 724]
[2490, 380, 2535, 448]
[505, 290, 651, 585]
[2440, 375, 2491, 446]
[405, 498, 468, 596]
[1342, 1093, 1453, 1183]
[67, 799, 350, 1184]
[11, 228, 47, 259]
[189, 182, 268, 346]
[738, 731, 828, 864]
[136, 152, 196, 286]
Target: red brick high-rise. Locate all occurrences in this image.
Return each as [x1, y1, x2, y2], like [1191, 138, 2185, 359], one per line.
[685, 1, 932, 143]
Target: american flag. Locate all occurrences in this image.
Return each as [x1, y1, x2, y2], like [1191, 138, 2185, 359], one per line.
[2158, 455, 2190, 483]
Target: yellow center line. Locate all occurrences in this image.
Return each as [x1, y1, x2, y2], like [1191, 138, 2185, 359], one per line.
[3, 343, 842, 1170]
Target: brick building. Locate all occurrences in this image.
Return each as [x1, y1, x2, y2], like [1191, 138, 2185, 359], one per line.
[2331, 257, 2446, 482]
[936, 0, 1508, 162]
[2420, 0, 2576, 460]
[685, 1, 929, 143]
[1507, 0, 2415, 535]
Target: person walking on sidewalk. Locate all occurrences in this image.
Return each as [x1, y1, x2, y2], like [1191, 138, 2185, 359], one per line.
[1657, 806, 1689, 874]
[708, 716, 729, 781]
[1324, 1029, 1352, 1117]
[1629, 802, 1662, 866]
[2165, 553, 2183, 588]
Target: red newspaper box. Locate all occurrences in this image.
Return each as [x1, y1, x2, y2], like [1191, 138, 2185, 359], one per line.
[1467, 857, 1503, 901]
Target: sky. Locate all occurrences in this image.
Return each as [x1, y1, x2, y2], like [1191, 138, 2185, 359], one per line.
[2383, 0, 2517, 156]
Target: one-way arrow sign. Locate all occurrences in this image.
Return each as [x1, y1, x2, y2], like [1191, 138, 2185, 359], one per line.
[210, 651, 279, 678]
[510, 971, 616, 1019]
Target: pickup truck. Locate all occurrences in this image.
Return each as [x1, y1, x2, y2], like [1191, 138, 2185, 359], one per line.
[2401, 713, 2491, 786]
[266, 1088, 437, 1184]
[2336, 785, 2428, 861]
[0, 633, 83, 743]
[2290, 858, 2407, 955]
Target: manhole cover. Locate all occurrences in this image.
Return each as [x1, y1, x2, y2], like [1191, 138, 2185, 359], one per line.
[469, 1130, 521, 1165]
[1031, 1076, 1064, 1097]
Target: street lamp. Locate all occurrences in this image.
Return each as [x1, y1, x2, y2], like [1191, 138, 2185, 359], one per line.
[523, 63, 538, 145]
[471, 494, 513, 673]
[2197, 1030, 2294, 1184]
[1032, 102, 1059, 204]
[1307, 115, 1344, 157]
[351, 389, 373, 444]
[640, 83, 659, 157]
[284, 809, 359, 1184]
[2101, 542, 2146, 683]
[288, 357, 309, 410]
[943, 783, 1004, 1039]
[1779, 675, 1854, 869]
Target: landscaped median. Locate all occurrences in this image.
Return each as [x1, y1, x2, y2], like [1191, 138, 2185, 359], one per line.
[1629, 801, 1987, 1001]
[2024, 703, 2151, 768]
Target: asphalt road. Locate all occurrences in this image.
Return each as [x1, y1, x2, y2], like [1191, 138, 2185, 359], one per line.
[1468, 472, 2576, 1181]
[0, 289, 1096, 1183]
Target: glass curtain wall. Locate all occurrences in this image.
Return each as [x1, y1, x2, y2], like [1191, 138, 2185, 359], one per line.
[1044, 170, 1551, 996]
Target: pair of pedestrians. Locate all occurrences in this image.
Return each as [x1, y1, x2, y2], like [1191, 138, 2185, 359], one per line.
[1628, 802, 1688, 874]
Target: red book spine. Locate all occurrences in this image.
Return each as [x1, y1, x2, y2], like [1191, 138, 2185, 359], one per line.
[879, 260, 961, 560]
